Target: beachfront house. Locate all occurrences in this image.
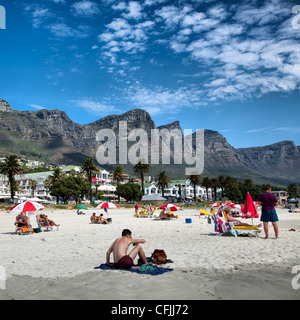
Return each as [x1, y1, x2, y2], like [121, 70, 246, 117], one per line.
[140, 195, 167, 206]
[0, 166, 116, 204]
[143, 180, 215, 202]
[0, 171, 55, 203]
[271, 190, 288, 204]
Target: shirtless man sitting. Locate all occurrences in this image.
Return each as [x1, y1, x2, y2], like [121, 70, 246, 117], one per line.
[14, 212, 30, 228]
[106, 229, 148, 269]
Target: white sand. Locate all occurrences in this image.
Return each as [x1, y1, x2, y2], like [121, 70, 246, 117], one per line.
[0, 207, 300, 300]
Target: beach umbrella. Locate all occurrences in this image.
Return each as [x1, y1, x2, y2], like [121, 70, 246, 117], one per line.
[10, 201, 45, 212]
[96, 202, 118, 209]
[210, 202, 221, 208]
[77, 205, 88, 210]
[241, 192, 259, 220]
[229, 203, 244, 212]
[159, 204, 179, 212]
[96, 202, 118, 219]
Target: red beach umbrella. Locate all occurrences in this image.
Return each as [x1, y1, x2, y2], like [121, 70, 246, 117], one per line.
[159, 204, 179, 212]
[10, 201, 45, 212]
[229, 203, 244, 212]
[210, 202, 222, 208]
[96, 202, 118, 209]
[241, 192, 259, 219]
[96, 202, 118, 219]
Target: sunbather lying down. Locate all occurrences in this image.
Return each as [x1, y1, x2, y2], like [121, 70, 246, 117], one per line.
[39, 214, 60, 226]
[159, 208, 178, 220]
[223, 206, 261, 228]
[90, 213, 111, 224]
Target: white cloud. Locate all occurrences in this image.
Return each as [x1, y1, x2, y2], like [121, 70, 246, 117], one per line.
[74, 99, 120, 116]
[124, 85, 205, 115]
[71, 1, 100, 17]
[24, 4, 53, 28]
[51, 0, 66, 4]
[123, 1, 144, 20]
[48, 23, 90, 38]
[30, 0, 300, 115]
[98, 18, 155, 66]
[28, 104, 47, 110]
[144, 0, 169, 6]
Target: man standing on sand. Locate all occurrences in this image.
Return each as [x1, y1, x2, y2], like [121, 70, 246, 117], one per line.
[258, 185, 279, 239]
[106, 229, 148, 269]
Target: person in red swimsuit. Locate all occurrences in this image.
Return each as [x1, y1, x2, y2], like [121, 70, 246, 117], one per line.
[106, 229, 148, 269]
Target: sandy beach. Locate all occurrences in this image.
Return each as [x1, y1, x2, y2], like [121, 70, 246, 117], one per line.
[0, 206, 300, 301]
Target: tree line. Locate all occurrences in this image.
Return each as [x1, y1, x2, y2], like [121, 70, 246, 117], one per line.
[0, 155, 299, 204]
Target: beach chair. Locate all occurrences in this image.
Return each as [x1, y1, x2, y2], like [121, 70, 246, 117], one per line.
[166, 211, 179, 219]
[221, 211, 262, 238]
[36, 214, 59, 232]
[15, 225, 34, 235]
[211, 213, 235, 236]
[134, 209, 150, 218]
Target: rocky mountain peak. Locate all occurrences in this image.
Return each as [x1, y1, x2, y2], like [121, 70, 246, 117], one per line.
[0, 99, 12, 112]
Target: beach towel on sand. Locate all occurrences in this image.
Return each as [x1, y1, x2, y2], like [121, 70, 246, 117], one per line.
[95, 263, 174, 276]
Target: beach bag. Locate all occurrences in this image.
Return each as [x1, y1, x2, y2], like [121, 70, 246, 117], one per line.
[151, 249, 167, 265]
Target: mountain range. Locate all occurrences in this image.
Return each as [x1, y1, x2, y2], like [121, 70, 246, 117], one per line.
[0, 98, 299, 186]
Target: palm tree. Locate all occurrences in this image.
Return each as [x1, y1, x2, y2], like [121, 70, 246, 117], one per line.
[157, 171, 170, 198]
[0, 155, 24, 202]
[133, 160, 150, 195]
[29, 179, 38, 197]
[49, 167, 65, 183]
[288, 183, 298, 198]
[218, 175, 226, 199]
[211, 178, 220, 201]
[81, 158, 100, 204]
[201, 177, 212, 201]
[189, 175, 201, 202]
[48, 168, 66, 204]
[43, 176, 52, 200]
[112, 166, 126, 202]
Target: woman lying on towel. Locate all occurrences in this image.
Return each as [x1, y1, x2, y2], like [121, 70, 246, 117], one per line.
[223, 206, 261, 227]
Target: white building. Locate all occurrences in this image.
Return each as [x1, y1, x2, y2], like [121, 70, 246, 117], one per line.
[144, 179, 215, 201]
[0, 171, 54, 203]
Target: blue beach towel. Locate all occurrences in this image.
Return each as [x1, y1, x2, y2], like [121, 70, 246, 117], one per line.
[95, 263, 174, 276]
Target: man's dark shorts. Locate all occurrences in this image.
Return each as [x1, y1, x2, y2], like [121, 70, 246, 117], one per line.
[114, 255, 134, 269]
[261, 209, 279, 222]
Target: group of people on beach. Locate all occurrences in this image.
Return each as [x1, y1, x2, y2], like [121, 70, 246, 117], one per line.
[14, 212, 59, 228]
[13, 184, 280, 272]
[105, 184, 281, 270]
[217, 184, 279, 239]
[90, 212, 111, 224]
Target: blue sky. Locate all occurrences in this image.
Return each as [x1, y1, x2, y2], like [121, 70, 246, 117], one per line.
[0, 0, 299, 148]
